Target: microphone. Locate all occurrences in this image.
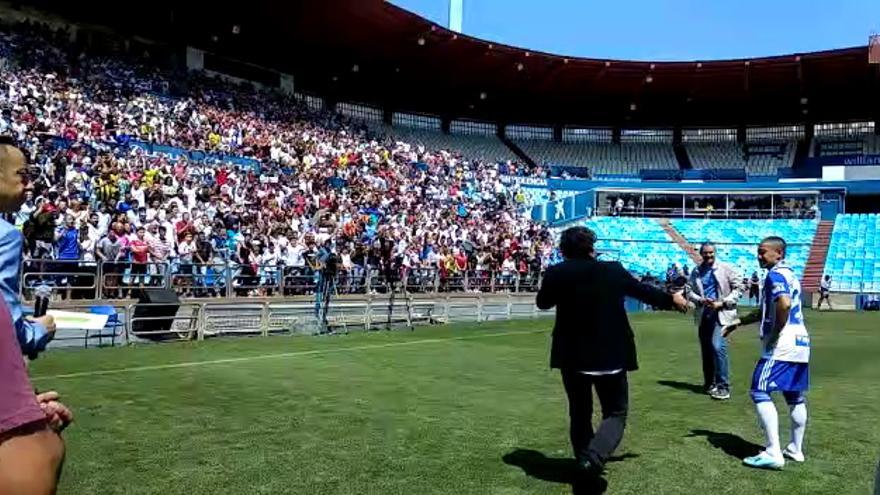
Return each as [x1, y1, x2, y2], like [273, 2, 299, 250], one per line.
[33, 284, 51, 318]
[28, 284, 52, 361]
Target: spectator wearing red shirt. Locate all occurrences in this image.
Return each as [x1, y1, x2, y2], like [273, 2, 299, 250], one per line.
[129, 226, 150, 296]
[175, 213, 195, 243]
[216, 167, 229, 187]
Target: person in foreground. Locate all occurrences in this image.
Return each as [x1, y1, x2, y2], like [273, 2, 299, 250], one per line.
[536, 226, 688, 477]
[0, 297, 72, 494]
[723, 236, 809, 470]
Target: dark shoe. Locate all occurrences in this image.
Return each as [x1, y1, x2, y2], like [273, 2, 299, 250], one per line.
[710, 388, 731, 400]
[577, 458, 604, 476]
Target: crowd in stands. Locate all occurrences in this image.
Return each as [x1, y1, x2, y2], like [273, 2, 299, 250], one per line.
[0, 21, 554, 300]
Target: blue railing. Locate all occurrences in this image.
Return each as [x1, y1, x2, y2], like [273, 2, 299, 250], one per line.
[49, 136, 261, 171]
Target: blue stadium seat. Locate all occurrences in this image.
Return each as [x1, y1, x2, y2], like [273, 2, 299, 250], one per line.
[824, 213, 880, 292]
[670, 219, 817, 280]
[576, 217, 821, 281]
[579, 217, 690, 276]
[86, 305, 125, 348]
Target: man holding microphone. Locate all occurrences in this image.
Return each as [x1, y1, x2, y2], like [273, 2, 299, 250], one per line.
[0, 136, 57, 356]
[687, 242, 744, 400]
[0, 136, 71, 490]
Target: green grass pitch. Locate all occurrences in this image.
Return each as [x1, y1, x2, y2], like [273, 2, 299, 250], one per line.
[29, 310, 880, 494]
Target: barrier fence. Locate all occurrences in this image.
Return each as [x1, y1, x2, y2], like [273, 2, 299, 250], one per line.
[38, 291, 879, 351]
[44, 294, 550, 350]
[21, 260, 879, 304]
[21, 261, 546, 302]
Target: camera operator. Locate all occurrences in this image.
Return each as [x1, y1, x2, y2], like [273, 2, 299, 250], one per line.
[317, 239, 339, 280]
[379, 233, 398, 287]
[313, 239, 339, 332]
[536, 226, 688, 479]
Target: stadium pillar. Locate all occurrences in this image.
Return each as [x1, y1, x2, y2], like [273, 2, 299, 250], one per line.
[804, 121, 814, 143]
[497, 122, 508, 140]
[449, 0, 464, 33]
[875, 107, 880, 135]
[553, 124, 563, 143]
[673, 126, 682, 145]
[737, 124, 746, 144]
[612, 127, 621, 145]
[383, 107, 393, 126]
[441, 116, 451, 135]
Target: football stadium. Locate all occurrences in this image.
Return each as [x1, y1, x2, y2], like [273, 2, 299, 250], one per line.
[2, 0, 880, 493]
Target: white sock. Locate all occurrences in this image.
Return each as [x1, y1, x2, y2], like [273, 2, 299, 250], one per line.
[789, 403, 807, 454]
[755, 401, 782, 457]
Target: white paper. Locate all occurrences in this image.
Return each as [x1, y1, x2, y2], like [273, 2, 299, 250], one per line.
[47, 310, 111, 331]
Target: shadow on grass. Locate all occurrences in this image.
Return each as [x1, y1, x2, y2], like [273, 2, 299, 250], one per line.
[687, 430, 763, 460]
[502, 449, 639, 495]
[657, 380, 706, 395]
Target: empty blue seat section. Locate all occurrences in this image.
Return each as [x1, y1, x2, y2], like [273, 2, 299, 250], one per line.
[670, 219, 817, 280]
[824, 214, 880, 293]
[575, 217, 819, 281]
[580, 217, 690, 277]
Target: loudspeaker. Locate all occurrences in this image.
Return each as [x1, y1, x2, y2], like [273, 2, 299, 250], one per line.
[132, 289, 180, 339]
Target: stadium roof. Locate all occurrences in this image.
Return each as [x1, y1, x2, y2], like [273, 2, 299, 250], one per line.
[25, 0, 880, 128]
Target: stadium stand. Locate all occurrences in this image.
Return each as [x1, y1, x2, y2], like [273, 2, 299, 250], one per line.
[669, 219, 818, 279]
[378, 125, 518, 164]
[687, 141, 796, 176]
[824, 214, 880, 292]
[1, 18, 877, 304]
[516, 141, 679, 177]
[0, 21, 553, 301]
[577, 217, 820, 282]
[580, 217, 692, 277]
[812, 134, 880, 157]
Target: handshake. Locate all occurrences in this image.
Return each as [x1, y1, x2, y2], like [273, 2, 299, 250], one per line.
[670, 290, 690, 314]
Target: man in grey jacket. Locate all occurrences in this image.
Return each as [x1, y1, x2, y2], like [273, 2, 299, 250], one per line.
[687, 242, 744, 400]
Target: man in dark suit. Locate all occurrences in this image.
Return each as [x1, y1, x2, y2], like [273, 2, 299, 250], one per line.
[537, 226, 688, 476]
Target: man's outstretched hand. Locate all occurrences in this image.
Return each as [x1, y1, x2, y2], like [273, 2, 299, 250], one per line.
[671, 291, 689, 313]
[721, 319, 742, 338]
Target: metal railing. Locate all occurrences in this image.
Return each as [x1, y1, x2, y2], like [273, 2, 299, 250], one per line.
[22, 260, 543, 302]
[22, 259, 100, 300]
[44, 293, 551, 350]
[597, 206, 819, 220]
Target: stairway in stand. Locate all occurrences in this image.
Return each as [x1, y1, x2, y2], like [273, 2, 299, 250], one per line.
[802, 220, 835, 291]
[657, 218, 701, 265]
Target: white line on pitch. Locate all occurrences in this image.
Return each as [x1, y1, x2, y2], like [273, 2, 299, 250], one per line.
[31, 329, 547, 381]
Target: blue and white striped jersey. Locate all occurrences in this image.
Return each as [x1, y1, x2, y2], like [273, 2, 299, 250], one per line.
[760, 262, 810, 363]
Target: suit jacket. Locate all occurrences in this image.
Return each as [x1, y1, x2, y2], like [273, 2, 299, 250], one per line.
[0, 218, 50, 355]
[686, 261, 743, 326]
[536, 258, 674, 372]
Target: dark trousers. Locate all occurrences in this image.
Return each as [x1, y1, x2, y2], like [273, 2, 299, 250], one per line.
[561, 370, 629, 468]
